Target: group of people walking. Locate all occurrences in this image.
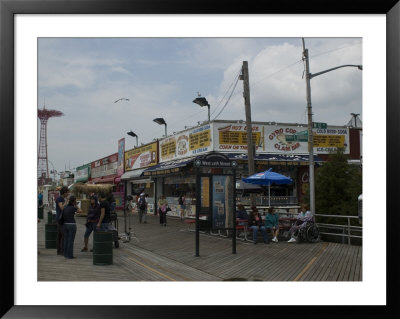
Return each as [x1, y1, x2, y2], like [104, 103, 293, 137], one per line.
[236, 203, 313, 244]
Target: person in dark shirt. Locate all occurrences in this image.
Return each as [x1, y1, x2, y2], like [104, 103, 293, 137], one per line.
[55, 186, 69, 255]
[97, 192, 111, 231]
[248, 206, 269, 244]
[62, 195, 81, 259]
[81, 195, 100, 252]
[236, 204, 249, 221]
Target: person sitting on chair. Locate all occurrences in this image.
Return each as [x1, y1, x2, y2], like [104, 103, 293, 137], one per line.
[248, 207, 269, 244]
[236, 204, 248, 224]
[287, 204, 313, 243]
[265, 207, 280, 242]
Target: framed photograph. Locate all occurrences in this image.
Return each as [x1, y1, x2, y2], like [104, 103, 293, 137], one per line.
[1, 0, 398, 317]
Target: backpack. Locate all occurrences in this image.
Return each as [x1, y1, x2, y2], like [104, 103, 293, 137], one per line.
[138, 197, 146, 210]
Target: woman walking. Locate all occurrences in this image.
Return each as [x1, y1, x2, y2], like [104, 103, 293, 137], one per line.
[158, 195, 168, 226]
[62, 196, 82, 259]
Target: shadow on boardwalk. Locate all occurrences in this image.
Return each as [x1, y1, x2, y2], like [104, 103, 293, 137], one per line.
[38, 208, 362, 281]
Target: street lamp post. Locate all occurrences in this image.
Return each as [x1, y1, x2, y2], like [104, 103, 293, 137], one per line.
[153, 118, 167, 137]
[193, 96, 210, 122]
[127, 130, 138, 147]
[302, 38, 362, 215]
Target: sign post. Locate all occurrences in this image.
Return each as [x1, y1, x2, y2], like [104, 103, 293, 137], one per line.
[312, 122, 327, 129]
[194, 152, 237, 256]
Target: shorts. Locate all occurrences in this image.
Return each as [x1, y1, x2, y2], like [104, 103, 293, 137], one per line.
[84, 222, 96, 238]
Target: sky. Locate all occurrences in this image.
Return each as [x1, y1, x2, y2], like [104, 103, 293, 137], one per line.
[38, 37, 362, 174]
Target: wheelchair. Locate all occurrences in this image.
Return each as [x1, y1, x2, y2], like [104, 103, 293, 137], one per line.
[297, 220, 320, 243]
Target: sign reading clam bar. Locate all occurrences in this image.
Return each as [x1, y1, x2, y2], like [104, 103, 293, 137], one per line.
[265, 125, 349, 154]
[125, 142, 158, 171]
[159, 124, 212, 162]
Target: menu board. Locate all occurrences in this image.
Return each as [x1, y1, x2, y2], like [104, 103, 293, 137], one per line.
[219, 131, 260, 145]
[313, 134, 345, 147]
[201, 177, 210, 208]
[189, 130, 211, 150]
[160, 138, 177, 160]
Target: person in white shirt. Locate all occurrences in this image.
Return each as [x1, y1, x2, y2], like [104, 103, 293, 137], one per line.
[287, 204, 313, 243]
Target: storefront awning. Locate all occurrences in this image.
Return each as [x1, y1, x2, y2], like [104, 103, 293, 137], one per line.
[130, 178, 153, 184]
[120, 168, 146, 180]
[226, 153, 323, 163]
[142, 157, 196, 177]
[90, 176, 117, 184]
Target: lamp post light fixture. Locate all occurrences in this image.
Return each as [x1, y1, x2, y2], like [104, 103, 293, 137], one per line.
[127, 130, 138, 147]
[302, 38, 362, 215]
[193, 96, 210, 122]
[153, 118, 167, 137]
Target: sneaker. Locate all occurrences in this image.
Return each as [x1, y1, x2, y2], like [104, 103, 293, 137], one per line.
[81, 247, 88, 252]
[253, 241, 257, 244]
[288, 237, 297, 243]
[275, 238, 279, 243]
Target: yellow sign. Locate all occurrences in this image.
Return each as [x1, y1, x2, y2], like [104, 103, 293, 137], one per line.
[124, 142, 158, 170]
[313, 134, 345, 147]
[189, 130, 211, 150]
[201, 177, 210, 208]
[161, 139, 176, 158]
[219, 131, 260, 145]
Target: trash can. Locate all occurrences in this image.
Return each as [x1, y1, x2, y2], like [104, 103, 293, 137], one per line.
[93, 231, 113, 265]
[47, 211, 53, 224]
[45, 223, 57, 249]
[38, 206, 44, 219]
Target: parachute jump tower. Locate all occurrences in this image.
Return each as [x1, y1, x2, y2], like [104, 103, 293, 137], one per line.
[37, 106, 64, 184]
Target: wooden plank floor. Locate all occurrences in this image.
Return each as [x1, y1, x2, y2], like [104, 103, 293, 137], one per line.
[37, 208, 362, 281]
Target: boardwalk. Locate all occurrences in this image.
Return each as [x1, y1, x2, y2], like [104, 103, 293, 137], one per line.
[38, 208, 362, 281]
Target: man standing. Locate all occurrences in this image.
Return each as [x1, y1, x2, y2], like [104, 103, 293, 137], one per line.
[96, 192, 111, 231]
[138, 193, 147, 224]
[55, 186, 69, 255]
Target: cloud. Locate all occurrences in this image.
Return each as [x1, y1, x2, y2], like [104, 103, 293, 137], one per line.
[38, 38, 362, 171]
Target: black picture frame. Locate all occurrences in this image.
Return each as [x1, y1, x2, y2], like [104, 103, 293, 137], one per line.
[1, 0, 399, 317]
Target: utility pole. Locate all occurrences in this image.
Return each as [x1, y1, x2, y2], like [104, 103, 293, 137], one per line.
[241, 61, 256, 207]
[302, 38, 315, 215]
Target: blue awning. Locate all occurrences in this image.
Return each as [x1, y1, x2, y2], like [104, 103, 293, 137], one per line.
[142, 157, 196, 177]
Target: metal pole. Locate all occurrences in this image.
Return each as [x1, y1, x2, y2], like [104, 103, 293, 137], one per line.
[164, 124, 167, 137]
[195, 167, 200, 257]
[232, 167, 237, 254]
[135, 136, 138, 147]
[208, 105, 210, 122]
[241, 61, 256, 207]
[302, 38, 315, 215]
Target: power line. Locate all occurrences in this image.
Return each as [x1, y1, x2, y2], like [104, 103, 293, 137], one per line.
[210, 67, 242, 117]
[213, 73, 241, 120]
[309, 41, 362, 59]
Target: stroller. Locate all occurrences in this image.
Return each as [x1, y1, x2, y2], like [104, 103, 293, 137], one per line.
[119, 195, 135, 243]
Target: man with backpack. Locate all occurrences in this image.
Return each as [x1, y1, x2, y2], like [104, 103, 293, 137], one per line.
[138, 193, 147, 224]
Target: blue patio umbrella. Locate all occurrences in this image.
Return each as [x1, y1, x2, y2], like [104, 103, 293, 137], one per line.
[242, 168, 293, 206]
